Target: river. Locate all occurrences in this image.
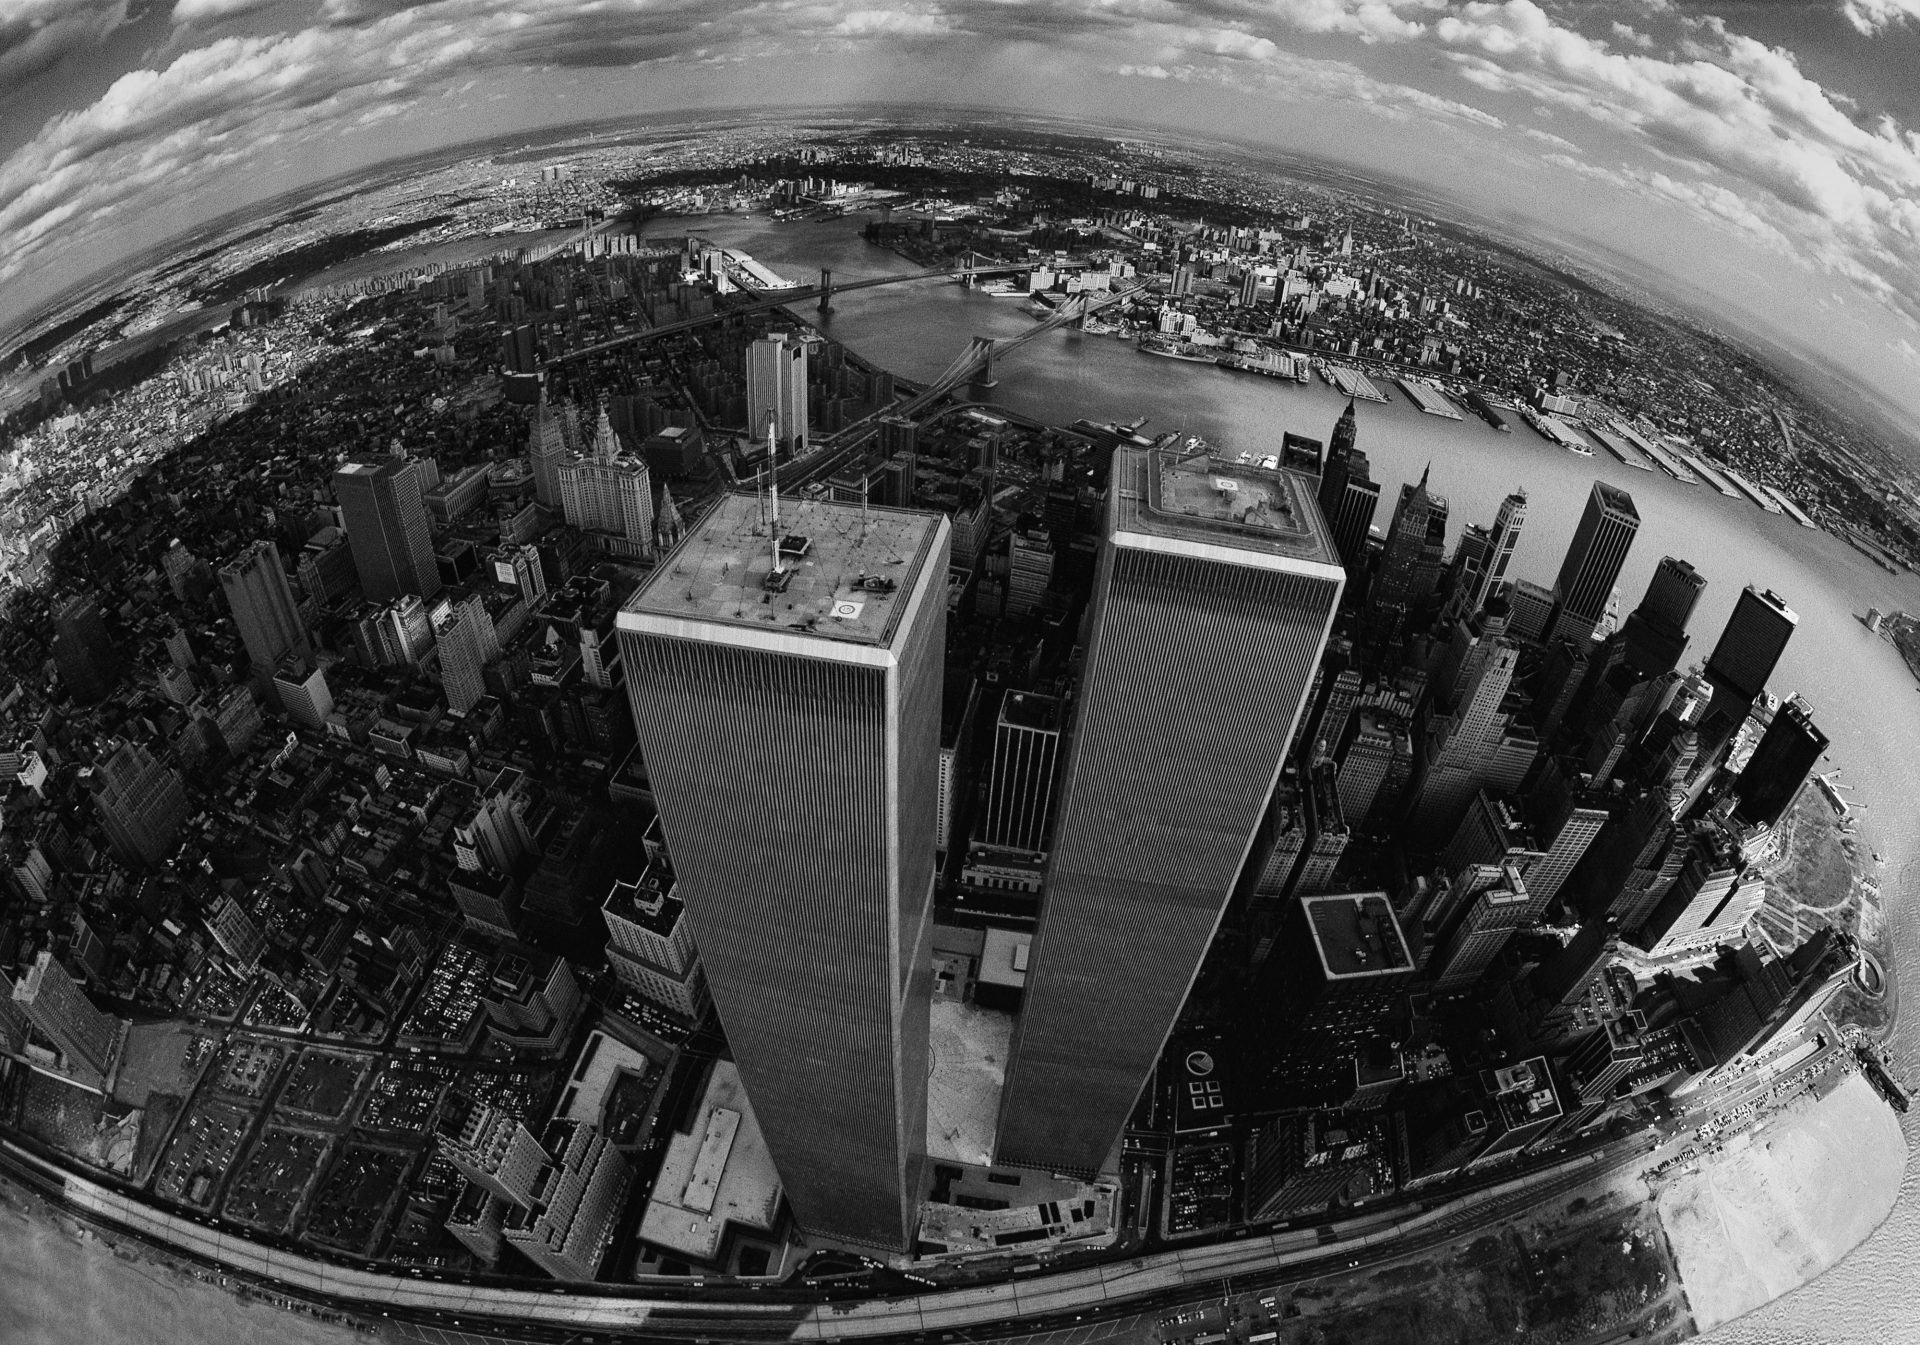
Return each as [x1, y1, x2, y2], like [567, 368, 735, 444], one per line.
[649, 212, 1920, 1343]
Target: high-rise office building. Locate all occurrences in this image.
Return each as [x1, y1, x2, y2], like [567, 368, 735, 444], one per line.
[333, 459, 442, 602]
[1705, 587, 1798, 706]
[1430, 866, 1530, 992]
[435, 596, 499, 715]
[529, 399, 569, 507]
[602, 855, 709, 1021]
[272, 658, 333, 730]
[51, 594, 120, 704]
[977, 691, 1064, 855]
[88, 741, 187, 868]
[219, 540, 311, 681]
[998, 447, 1343, 1175]
[1328, 399, 1357, 460]
[618, 492, 950, 1251]
[1405, 637, 1525, 842]
[747, 334, 809, 455]
[1372, 466, 1449, 614]
[1549, 481, 1639, 644]
[12, 950, 120, 1076]
[1450, 490, 1526, 619]
[557, 407, 655, 554]
[1291, 760, 1350, 897]
[1733, 694, 1826, 829]
[437, 1092, 553, 1208]
[1617, 556, 1705, 680]
[1335, 709, 1412, 832]
[1523, 760, 1610, 919]
[1315, 429, 1378, 583]
[500, 1120, 630, 1282]
[1005, 529, 1055, 617]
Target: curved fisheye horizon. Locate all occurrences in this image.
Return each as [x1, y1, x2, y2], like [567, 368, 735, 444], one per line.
[5, 1, 1920, 438]
[2, 4, 1920, 1345]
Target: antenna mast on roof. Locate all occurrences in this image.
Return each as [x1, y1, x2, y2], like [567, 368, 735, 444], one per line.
[765, 411, 783, 576]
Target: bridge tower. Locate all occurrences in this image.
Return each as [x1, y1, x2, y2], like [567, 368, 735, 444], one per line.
[817, 268, 834, 314]
[967, 338, 998, 401]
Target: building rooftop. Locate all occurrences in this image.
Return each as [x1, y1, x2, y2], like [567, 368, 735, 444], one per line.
[621, 492, 943, 648]
[636, 1060, 781, 1263]
[999, 690, 1061, 733]
[1111, 442, 1340, 571]
[1303, 892, 1414, 980]
[603, 858, 683, 937]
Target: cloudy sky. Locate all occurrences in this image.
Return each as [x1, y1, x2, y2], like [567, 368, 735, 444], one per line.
[3, 1, 1920, 427]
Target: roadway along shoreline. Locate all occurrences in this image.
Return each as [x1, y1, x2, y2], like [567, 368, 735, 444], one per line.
[0, 1129, 1662, 1343]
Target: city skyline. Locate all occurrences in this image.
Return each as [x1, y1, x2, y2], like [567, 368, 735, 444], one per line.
[0, 133, 1910, 1344]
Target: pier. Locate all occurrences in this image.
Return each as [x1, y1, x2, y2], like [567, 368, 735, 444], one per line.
[1318, 362, 1388, 403]
[1396, 377, 1464, 419]
[1678, 451, 1743, 498]
[1587, 424, 1656, 472]
[1764, 484, 1819, 528]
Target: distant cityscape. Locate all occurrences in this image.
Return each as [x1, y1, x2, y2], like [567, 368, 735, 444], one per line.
[0, 125, 1905, 1342]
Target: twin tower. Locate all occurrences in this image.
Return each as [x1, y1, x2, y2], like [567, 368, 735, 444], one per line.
[616, 445, 1344, 1250]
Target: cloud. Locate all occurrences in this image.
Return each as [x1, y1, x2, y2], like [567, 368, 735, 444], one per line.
[171, 0, 285, 23]
[0, 0, 126, 94]
[6, 0, 1920, 342]
[1839, 0, 1920, 36]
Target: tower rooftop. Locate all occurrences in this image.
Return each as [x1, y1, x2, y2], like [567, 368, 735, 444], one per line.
[1113, 440, 1341, 572]
[622, 492, 942, 648]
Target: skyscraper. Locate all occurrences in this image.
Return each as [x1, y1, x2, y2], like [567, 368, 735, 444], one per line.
[1371, 466, 1448, 619]
[333, 459, 442, 602]
[747, 334, 809, 455]
[1733, 695, 1826, 828]
[1315, 417, 1378, 584]
[1618, 555, 1705, 679]
[436, 595, 500, 715]
[997, 447, 1344, 1175]
[529, 399, 569, 507]
[1705, 586, 1798, 706]
[977, 691, 1064, 855]
[1450, 490, 1526, 618]
[219, 540, 312, 682]
[12, 951, 120, 1076]
[1548, 482, 1639, 644]
[618, 492, 949, 1251]
[1430, 866, 1530, 992]
[88, 741, 187, 868]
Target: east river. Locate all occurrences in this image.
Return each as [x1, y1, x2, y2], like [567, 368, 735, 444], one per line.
[5, 212, 1917, 1341]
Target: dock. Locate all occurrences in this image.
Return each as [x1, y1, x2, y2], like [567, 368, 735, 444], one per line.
[1318, 363, 1388, 403]
[1717, 462, 1783, 513]
[1763, 484, 1819, 529]
[1533, 413, 1594, 455]
[1586, 424, 1656, 472]
[1395, 377, 1463, 420]
[1623, 426, 1697, 484]
[1677, 451, 1742, 498]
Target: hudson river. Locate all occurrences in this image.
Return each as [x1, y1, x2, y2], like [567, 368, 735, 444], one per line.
[4, 212, 1914, 1342]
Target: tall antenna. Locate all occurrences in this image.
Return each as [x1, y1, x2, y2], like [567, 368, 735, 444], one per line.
[860, 471, 870, 543]
[765, 410, 783, 576]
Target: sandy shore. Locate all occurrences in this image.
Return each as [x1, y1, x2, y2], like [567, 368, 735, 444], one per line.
[1655, 1071, 1908, 1334]
[0, 1189, 365, 1345]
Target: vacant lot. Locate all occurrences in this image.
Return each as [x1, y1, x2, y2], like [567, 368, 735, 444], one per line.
[278, 1051, 368, 1120]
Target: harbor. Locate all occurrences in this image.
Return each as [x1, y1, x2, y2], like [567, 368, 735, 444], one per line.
[1586, 422, 1658, 472]
[1678, 450, 1744, 498]
[1395, 376, 1464, 419]
[1316, 361, 1389, 402]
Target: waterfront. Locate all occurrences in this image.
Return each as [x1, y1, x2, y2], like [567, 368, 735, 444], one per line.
[673, 210, 1920, 1344]
[0, 208, 1914, 1341]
